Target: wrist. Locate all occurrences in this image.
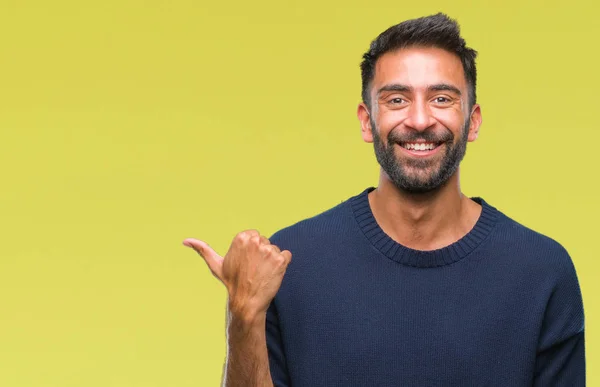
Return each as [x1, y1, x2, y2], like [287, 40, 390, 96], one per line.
[227, 300, 267, 327]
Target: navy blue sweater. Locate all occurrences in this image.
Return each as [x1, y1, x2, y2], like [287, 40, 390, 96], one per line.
[266, 187, 585, 386]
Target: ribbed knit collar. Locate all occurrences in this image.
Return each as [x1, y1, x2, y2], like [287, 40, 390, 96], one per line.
[350, 187, 499, 268]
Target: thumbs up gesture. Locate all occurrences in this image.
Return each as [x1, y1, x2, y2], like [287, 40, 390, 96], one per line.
[183, 230, 292, 322]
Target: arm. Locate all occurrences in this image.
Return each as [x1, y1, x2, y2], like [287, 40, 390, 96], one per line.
[533, 251, 585, 386]
[222, 305, 273, 387]
[533, 330, 585, 385]
[183, 230, 292, 387]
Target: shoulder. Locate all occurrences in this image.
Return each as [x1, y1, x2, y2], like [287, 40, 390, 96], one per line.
[496, 209, 567, 252]
[482, 201, 584, 349]
[268, 193, 355, 251]
[267, 187, 375, 254]
[487, 201, 578, 282]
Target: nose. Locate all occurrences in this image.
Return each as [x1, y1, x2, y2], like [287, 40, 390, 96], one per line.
[403, 99, 436, 131]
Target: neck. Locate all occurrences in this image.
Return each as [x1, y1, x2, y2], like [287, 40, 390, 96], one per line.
[368, 168, 482, 251]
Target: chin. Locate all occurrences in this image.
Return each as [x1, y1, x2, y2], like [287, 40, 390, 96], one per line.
[389, 168, 449, 193]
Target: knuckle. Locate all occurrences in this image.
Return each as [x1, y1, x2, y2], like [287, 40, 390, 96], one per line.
[273, 253, 286, 263]
[246, 229, 260, 237]
[250, 235, 262, 246]
[259, 244, 273, 254]
[234, 231, 247, 243]
[236, 229, 259, 242]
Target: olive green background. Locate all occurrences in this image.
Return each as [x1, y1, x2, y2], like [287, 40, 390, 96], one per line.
[0, 0, 597, 385]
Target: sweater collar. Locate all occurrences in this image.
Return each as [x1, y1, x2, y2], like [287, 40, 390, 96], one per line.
[350, 187, 499, 268]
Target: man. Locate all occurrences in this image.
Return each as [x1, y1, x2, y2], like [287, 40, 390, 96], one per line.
[183, 13, 585, 386]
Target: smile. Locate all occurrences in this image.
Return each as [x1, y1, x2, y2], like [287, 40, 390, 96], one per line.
[397, 142, 444, 157]
[401, 142, 441, 151]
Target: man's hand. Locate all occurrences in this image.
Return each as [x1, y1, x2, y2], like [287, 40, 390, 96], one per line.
[183, 230, 292, 322]
[183, 230, 291, 387]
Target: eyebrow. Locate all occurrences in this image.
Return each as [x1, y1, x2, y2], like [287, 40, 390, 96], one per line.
[376, 83, 462, 97]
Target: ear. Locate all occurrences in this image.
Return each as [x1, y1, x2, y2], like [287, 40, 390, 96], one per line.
[357, 102, 374, 143]
[467, 104, 482, 142]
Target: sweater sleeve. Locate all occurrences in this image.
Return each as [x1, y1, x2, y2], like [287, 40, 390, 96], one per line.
[533, 250, 585, 386]
[266, 300, 291, 387]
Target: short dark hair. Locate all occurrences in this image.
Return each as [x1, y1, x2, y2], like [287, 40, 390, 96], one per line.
[360, 13, 478, 110]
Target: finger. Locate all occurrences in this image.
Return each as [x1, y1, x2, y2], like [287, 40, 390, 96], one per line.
[242, 229, 260, 239]
[260, 235, 270, 245]
[249, 234, 261, 247]
[270, 243, 281, 253]
[280, 250, 292, 264]
[233, 230, 260, 247]
[183, 238, 224, 280]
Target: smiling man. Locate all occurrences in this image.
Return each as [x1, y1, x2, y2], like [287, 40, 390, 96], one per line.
[366, 47, 476, 196]
[184, 13, 585, 387]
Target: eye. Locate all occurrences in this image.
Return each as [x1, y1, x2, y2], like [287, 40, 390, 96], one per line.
[433, 96, 451, 104]
[389, 97, 405, 104]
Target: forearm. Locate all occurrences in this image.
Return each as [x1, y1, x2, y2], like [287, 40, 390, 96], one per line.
[222, 308, 273, 387]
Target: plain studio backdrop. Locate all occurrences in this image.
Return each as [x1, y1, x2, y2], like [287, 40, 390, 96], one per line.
[0, 0, 597, 386]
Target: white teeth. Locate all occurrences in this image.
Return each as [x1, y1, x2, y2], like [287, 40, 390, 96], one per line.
[402, 143, 436, 151]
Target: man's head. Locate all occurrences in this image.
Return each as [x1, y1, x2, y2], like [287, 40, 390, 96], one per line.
[357, 13, 482, 194]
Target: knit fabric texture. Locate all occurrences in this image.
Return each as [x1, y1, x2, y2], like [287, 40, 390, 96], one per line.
[266, 187, 585, 386]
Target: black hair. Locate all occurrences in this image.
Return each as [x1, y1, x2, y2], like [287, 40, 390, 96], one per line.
[360, 13, 478, 110]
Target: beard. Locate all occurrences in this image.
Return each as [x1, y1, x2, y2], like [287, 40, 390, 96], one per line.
[371, 118, 470, 194]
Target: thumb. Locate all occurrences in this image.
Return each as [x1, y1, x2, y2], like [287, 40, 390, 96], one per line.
[183, 238, 224, 280]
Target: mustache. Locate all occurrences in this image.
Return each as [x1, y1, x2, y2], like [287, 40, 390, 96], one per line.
[388, 129, 453, 144]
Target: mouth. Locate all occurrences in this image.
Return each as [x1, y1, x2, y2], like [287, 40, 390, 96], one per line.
[396, 141, 444, 157]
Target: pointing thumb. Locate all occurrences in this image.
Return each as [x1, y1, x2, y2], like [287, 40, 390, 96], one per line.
[183, 238, 224, 281]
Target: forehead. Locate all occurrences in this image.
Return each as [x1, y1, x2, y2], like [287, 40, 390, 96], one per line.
[373, 47, 466, 93]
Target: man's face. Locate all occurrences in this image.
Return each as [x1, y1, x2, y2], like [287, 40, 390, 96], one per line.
[358, 47, 481, 193]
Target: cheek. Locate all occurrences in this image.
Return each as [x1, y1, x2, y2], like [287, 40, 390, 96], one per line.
[433, 110, 466, 137]
[377, 110, 405, 137]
